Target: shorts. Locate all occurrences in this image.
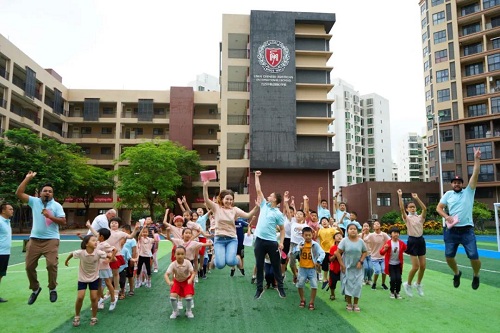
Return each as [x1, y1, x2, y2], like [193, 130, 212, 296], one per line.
[406, 236, 426, 256]
[444, 226, 479, 260]
[321, 253, 330, 272]
[0, 255, 10, 277]
[109, 255, 125, 270]
[329, 270, 341, 289]
[78, 279, 100, 291]
[170, 278, 195, 298]
[198, 237, 207, 256]
[297, 267, 318, 289]
[371, 258, 385, 275]
[99, 268, 113, 279]
[237, 244, 245, 259]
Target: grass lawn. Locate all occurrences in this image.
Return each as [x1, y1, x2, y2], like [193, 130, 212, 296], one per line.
[1, 238, 499, 332]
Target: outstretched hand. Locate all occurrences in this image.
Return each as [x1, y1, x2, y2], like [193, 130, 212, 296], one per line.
[25, 171, 37, 180]
[474, 147, 481, 159]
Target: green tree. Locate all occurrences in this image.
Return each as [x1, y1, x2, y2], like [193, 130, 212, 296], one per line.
[380, 210, 402, 224]
[115, 140, 202, 217]
[473, 200, 492, 231]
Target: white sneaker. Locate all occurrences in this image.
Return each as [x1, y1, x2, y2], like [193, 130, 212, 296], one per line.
[102, 294, 110, 301]
[97, 298, 105, 310]
[170, 311, 178, 319]
[191, 299, 194, 309]
[403, 282, 413, 297]
[177, 301, 183, 310]
[154, 268, 158, 273]
[146, 280, 151, 288]
[390, 292, 395, 299]
[185, 310, 194, 319]
[195, 276, 199, 283]
[135, 280, 141, 289]
[414, 282, 424, 296]
[109, 300, 117, 311]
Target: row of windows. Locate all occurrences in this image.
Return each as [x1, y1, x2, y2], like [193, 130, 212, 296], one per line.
[78, 127, 166, 135]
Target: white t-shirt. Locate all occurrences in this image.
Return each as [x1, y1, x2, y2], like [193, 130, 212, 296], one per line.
[389, 240, 400, 265]
[87, 214, 109, 234]
[290, 220, 307, 245]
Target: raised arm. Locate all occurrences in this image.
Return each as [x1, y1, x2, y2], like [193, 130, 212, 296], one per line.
[397, 189, 407, 221]
[303, 195, 310, 219]
[177, 197, 186, 212]
[468, 147, 481, 190]
[182, 196, 191, 213]
[254, 171, 266, 202]
[333, 191, 340, 211]
[203, 180, 217, 211]
[283, 191, 292, 220]
[16, 171, 37, 203]
[412, 193, 427, 221]
[86, 220, 99, 237]
[127, 222, 141, 239]
[163, 208, 170, 225]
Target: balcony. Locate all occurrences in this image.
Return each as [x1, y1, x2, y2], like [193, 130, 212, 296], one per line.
[10, 104, 39, 124]
[0, 67, 9, 80]
[227, 149, 248, 159]
[0, 99, 6, 109]
[43, 122, 63, 136]
[120, 132, 170, 140]
[228, 48, 249, 59]
[227, 115, 249, 125]
[227, 81, 249, 92]
[12, 75, 25, 91]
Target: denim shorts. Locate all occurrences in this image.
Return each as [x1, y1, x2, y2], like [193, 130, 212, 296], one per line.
[444, 226, 479, 260]
[371, 258, 385, 275]
[297, 267, 318, 289]
[99, 268, 113, 279]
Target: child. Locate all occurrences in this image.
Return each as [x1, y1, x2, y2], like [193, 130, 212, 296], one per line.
[360, 222, 374, 285]
[335, 222, 367, 312]
[380, 227, 407, 299]
[348, 212, 362, 230]
[289, 207, 308, 284]
[328, 230, 343, 300]
[65, 235, 111, 327]
[165, 246, 196, 319]
[317, 217, 338, 289]
[294, 227, 325, 310]
[121, 224, 138, 296]
[118, 240, 132, 300]
[136, 227, 154, 288]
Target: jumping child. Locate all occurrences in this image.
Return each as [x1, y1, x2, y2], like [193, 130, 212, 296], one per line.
[165, 246, 196, 319]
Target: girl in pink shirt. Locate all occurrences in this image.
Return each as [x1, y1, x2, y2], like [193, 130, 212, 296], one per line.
[165, 246, 195, 319]
[137, 227, 154, 288]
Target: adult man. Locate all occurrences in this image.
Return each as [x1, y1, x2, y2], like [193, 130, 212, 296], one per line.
[0, 203, 14, 303]
[437, 147, 482, 290]
[87, 209, 116, 234]
[253, 170, 286, 299]
[362, 220, 390, 291]
[333, 192, 350, 234]
[16, 171, 66, 305]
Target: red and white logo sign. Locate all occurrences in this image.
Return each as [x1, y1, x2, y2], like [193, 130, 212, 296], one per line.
[258, 40, 290, 73]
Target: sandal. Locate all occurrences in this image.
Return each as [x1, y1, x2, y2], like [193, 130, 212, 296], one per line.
[299, 300, 305, 308]
[90, 317, 98, 326]
[329, 295, 336, 301]
[128, 291, 135, 296]
[353, 305, 361, 312]
[72, 316, 80, 327]
[119, 292, 126, 300]
[346, 304, 353, 312]
[308, 303, 315, 311]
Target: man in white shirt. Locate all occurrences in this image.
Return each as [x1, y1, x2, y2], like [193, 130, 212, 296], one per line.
[87, 209, 117, 234]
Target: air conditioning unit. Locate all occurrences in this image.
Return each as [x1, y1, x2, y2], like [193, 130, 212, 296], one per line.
[371, 214, 378, 220]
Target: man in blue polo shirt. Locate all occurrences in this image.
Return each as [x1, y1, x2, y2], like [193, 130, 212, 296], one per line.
[0, 203, 14, 303]
[437, 147, 481, 290]
[253, 170, 286, 300]
[16, 171, 66, 305]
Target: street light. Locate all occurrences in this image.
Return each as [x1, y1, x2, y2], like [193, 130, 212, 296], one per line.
[427, 110, 445, 226]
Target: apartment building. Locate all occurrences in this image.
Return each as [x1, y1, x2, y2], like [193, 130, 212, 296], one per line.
[330, 79, 392, 191]
[398, 132, 426, 182]
[421, 0, 500, 204]
[0, 9, 339, 221]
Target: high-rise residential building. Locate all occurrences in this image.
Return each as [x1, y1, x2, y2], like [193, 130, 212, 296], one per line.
[0, 9, 339, 222]
[398, 132, 426, 182]
[392, 162, 399, 181]
[421, 0, 500, 205]
[188, 73, 220, 92]
[330, 80, 392, 191]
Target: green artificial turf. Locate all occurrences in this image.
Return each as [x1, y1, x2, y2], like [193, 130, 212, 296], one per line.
[1, 240, 499, 333]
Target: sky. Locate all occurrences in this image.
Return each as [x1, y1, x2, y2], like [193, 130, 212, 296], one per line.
[0, 0, 426, 161]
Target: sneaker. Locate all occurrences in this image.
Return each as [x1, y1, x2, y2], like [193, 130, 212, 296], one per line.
[239, 268, 245, 276]
[185, 310, 194, 319]
[395, 293, 401, 299]
[109, 300, 117, 311]
[321, 281, 328, 290]
[277, 288, 286, 298]
[97, 298, 105, 309]
[135, 280, 141, 289]
[146, 280, 151, 288]
[194, 276, 199, 283]
[202, 275, 208, 280]
[191, 299, 194, 309]
[403, 282, 413, 297]
[371, 283, 376, 290]
[472, 276, 480, 290]
[170, 311, 178, 319]
[154, 268, 158, 273]
[414, 282, 424, 296]
[177, 301, 183, 310]
[453, 271, 462, 288]
[390, 292, 395, 299]
[381, 284, 389, 290]
[28, 288, 42, 305]
[230, 268, 235, 277]
[0, 297, 7, 303]
[49, 290, 58, 303]
[251, 277, 256, 284]
[103, 293, 111, 301]
[254, 289, 264, 299]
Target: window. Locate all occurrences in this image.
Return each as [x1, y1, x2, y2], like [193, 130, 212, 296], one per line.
[422, 16, 428, 29]
[153, 128, 164, 136]
[102, 107, 113, 115]
[461, 3, 480, 16]
[433, 30, 446, 44]
[442, 171, 455, 182]
[467, 124, 488, 139]
[491, 97, 500, 114]
[368, 148, 374, 154]
[154, 108, 165, 115]
[81, 127, 91, 134]
[464, 62, 484, 76]
[463, 42, 483, 56]
[431, 0, 444, 6]
[467, 143, 492, 160]
[132, 127, 143, 135]
[421, 1, 427, 14]
[441, 150, 454, 163]
[462, 23, 481, 36]
[425, 75, 431, 86]
[429, 150, 435, 160]
[435, 49, 448, 63]
[439, 108, 452, 121]
[101, 127, 112, 134]
[436, 69, 449, 83]
[423, 45, 429, 57]
[100, 147, 113, 155]
[424, 60, 430, 71]
[487, 53, 500, 71]
[367, 128, 373, 135]
[440, 129, 453, 142]
[368, 157, 375, 164]
[467, 103, 487, 117]
[468, 164, 494, 182]
[426, 90, 432, 101]
[430, 166, 436, 177]
[437, 89, 450, 102]
[433, 11, 445, 25]
[484, 0, 500, 10]
[493, 38, 500, 50]
[82, 147, 90, 155]
[466, 83, 485, 97]
[422, 31, 428, 43]
[376, 193, 391, 207]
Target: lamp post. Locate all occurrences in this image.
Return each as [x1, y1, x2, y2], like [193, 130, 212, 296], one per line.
[427, 110, 445, 226]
